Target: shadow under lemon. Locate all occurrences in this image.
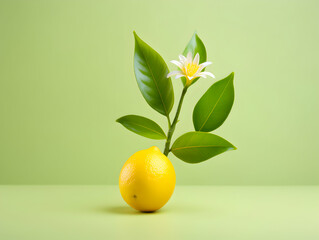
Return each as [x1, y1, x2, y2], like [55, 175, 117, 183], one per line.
[96, 206, 165, 215]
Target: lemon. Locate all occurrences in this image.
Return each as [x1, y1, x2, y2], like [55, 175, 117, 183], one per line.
[119, 146, 176, 212]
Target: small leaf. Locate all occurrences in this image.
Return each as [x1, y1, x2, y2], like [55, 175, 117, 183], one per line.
[116, 115, 166, 140]
[133, 32, 174, 116]
[193, 72, 235, 132]
[181, 33, 207, 86]
[183, 33, 207, 63]
[171, 132, 236, 163]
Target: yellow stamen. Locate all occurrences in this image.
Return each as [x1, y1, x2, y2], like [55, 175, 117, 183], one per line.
[185, 63, 199, 77]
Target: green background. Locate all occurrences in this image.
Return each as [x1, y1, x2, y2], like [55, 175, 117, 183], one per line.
[1, 0, 318, 185]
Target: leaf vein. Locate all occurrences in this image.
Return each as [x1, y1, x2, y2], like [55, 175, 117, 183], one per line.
[128, 122, 165, 138]
[172, 145, 228, 151]
[198, 78, 232, 131]
[138, 43, 169, 117]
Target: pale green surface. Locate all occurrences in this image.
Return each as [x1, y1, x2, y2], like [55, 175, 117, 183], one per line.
[1, 0, 319, 184]
[0, 186, 319, 239]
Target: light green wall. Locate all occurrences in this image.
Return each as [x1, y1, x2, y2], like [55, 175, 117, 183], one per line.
[1, 0, 318, 185]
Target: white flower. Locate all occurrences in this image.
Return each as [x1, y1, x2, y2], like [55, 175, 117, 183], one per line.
[167, 52, 215, 85]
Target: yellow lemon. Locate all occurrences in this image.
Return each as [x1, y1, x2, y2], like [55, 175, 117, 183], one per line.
[119, 146, 176, 212]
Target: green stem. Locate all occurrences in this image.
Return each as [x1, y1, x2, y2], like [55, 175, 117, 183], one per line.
[163, 86, 188, 156]
[166, 115, 171, 128]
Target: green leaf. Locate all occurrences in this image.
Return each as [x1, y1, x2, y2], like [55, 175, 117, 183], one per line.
[181, 33, 207, 86]
[133, 32, 174, 116]
[171, 132, 236, 163]
[193, 72, 235, 132]
[183, 33, 207, 63]
[116, 115, 166, 140]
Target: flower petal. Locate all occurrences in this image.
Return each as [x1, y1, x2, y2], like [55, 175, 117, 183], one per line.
[199, 71, 215, 78]
[197, 74, 207, 78]
[179, 55, 187, 64]
[175, 74, 185, 79]
[195, 61, 213, 75]
[193, 53, 199, 65]
[199, 61, 212, 69]
[187, 52, 192, 63]
[170, 60, 183, 70]
[167, 70, 182, 78]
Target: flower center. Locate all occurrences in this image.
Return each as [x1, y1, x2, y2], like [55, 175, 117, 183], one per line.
[185, 63, 199, 77]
